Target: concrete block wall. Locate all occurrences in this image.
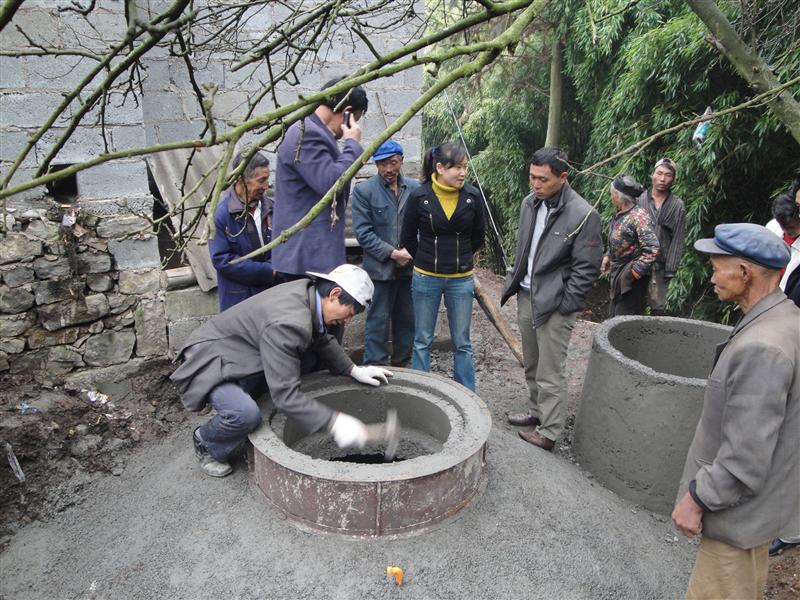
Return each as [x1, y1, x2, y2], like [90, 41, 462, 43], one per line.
[164, 285, 218, 355]
[0, 0, 424, 379]
[0, 0, 424, 187]
[135, 1, 424, 172]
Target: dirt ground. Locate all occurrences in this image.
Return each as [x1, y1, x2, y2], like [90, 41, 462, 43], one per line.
[0, 360, 186, 547]
[1, 267, 797, 598]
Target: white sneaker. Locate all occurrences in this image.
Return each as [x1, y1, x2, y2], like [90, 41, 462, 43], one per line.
[193, 428, 232, 478]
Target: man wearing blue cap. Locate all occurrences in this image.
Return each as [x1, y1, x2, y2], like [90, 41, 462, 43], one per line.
[352, 140, 420, 366]
[672, 223, 799, 599]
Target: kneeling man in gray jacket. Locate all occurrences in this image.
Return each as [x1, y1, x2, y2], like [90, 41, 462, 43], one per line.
[171, 264, 393, 477]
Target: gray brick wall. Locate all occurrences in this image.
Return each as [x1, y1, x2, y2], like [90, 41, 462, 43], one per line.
[76, 160, 150, 198]
[0, 0, 424, 194]
[0, 0, 425, 376]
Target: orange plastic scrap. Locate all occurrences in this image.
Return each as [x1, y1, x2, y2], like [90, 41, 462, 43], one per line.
[386, 566, 404, 586]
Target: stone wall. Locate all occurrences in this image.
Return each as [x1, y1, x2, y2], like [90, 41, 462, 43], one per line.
[0, 196, 166, 381]
[0, 0, 424, 380]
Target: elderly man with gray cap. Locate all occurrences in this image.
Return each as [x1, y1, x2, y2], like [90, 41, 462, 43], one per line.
[352, 139, 420, 366]
[171, 264, 393, 477]
[672, 223, 799, 599]
[637, 157, 686, 314]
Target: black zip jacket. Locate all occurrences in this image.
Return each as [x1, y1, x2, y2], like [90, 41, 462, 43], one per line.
[400, 182, 486, 275]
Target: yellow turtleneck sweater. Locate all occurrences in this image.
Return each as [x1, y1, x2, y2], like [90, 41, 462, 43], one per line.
[431, 173, 458, 219]
[413, 174, 473, 278]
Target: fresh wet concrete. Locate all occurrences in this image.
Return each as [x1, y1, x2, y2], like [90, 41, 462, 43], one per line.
[248, 370, 491, 537]
[0, 411, 695, 599]
[291, 428, 442, 461]
[574, 316, 731, 513]
[1, 289, 699, 598]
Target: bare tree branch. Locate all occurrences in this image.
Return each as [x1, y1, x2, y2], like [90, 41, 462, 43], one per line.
[594, 0, 642, 24]
[230, 0, 548, 263]
[687, 0, 800, 144]
[0, 0, 554, 256]
[0, 0, 194, 189]
[59, 0, 97, 16]
[0, 46, 102, 60]
[0, 7, 547, 202]
[35, 2, 196, 178]
[576, 73, 800, 176]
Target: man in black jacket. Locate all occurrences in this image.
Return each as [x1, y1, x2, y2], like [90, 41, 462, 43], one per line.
[501, 147, 603, 451]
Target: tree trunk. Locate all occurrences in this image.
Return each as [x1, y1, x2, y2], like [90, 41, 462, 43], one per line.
[0, 0, 25, 34]
[686, 0, 800, 145]
[544, 34, 563, 147]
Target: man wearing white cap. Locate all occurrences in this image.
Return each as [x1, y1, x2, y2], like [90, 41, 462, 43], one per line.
[171, 264, 393, 477]
[672, 223, 799, 599]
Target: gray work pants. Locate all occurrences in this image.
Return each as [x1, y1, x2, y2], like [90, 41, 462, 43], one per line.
[517, 289, 576, 441]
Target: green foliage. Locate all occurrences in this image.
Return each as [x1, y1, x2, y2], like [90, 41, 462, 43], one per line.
[423, 34, 552, 268]
[423, 0, 800, 323]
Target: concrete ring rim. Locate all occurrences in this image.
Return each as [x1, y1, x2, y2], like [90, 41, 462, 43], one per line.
[595, 315, 732, 386]
[249, 367, 492, 483]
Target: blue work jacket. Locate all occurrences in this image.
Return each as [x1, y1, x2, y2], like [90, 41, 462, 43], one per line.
[209, 187, 275, 311]
[271, 113, 363, 275]
[352, 173, 419, 281]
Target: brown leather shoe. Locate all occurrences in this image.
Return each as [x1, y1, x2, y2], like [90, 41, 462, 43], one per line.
[518, 430, 555, 451]
[506, 411, 541, 427]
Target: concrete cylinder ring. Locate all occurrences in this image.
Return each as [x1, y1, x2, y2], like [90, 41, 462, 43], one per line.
[573, 316, 731, 514]
[248, 367, 492, 538]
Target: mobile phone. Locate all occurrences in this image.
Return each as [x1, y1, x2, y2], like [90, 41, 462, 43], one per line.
[343, 110, 352, 127]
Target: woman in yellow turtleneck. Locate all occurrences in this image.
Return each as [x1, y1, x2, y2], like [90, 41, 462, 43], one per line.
[399, 143, 486, 391]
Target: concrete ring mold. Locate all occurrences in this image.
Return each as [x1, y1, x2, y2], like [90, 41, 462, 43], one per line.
[573, 316, 731, 514]
[248, 367, 492, 538]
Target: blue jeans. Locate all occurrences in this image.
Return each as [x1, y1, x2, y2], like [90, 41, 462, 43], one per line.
[363, 278, 414, 366]
[197, 373, 266, 461]
[411, 271, 475, 391]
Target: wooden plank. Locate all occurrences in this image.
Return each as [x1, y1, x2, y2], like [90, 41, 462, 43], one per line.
[145, 148, 221, 292]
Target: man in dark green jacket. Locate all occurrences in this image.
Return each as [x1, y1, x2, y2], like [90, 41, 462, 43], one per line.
[501, 147, 602, 451]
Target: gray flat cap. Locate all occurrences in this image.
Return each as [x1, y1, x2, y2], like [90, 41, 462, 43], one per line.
[694, 223, 791, 269]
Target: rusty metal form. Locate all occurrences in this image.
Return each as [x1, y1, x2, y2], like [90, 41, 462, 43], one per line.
[248, 368, 491, 538]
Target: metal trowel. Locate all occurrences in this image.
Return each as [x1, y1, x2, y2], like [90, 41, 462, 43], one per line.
[364, 408, 401, 461]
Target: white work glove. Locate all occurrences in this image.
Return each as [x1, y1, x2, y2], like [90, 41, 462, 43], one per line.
[350, 365, 393, 387]
[330, 412, 367, 449]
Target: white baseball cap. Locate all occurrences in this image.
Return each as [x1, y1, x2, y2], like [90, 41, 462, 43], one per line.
[306, 264, 374, 306]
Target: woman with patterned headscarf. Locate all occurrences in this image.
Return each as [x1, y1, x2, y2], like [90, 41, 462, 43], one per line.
[601, 175, 660, 316]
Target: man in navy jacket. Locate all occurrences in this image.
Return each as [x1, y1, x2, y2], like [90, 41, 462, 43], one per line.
[271, 77, 368, 277]
[209, 150, 277, 311]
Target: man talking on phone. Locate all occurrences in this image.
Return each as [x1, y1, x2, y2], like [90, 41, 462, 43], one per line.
[272, 76, 369, 280]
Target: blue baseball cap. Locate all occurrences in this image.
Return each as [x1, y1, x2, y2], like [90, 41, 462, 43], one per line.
[372, 140, 403, 162]
[694, 223, 790, 269]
